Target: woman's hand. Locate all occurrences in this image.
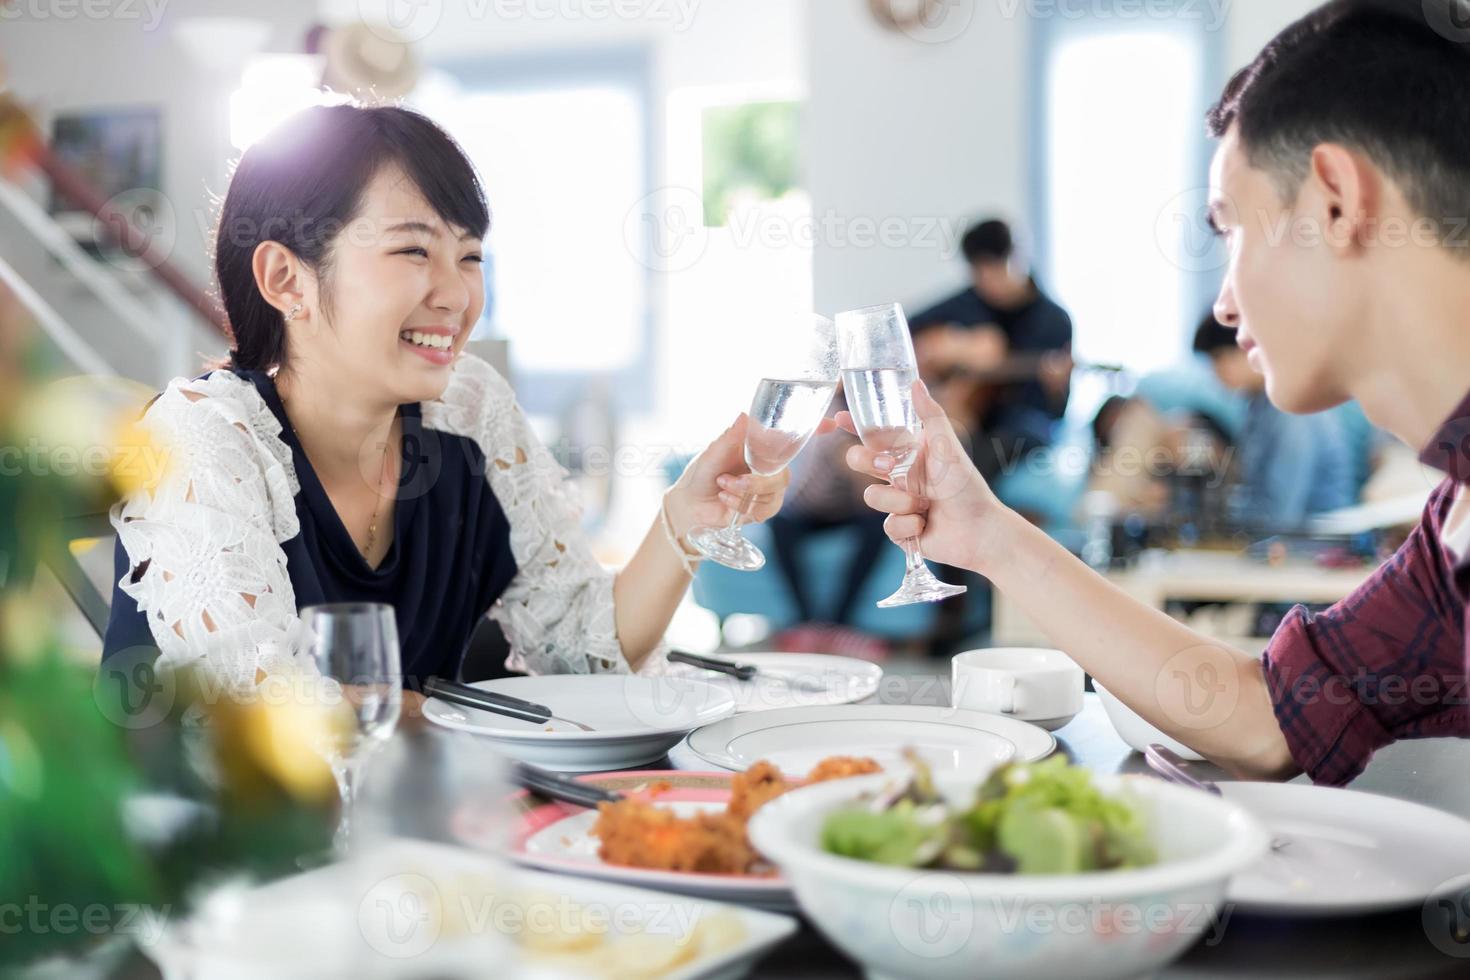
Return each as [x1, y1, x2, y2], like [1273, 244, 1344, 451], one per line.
[666, 413, 837, 540]
[838, 379, 1010, 574]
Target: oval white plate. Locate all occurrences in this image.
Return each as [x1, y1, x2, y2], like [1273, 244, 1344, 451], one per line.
[497, 770, 796, 911]
[424, 676, 736, 772]
[665, 652, 883, 713]
[1220, 782, 1470, 915]
[686, 705, 1054, 777]
[145, 838, 796, 980]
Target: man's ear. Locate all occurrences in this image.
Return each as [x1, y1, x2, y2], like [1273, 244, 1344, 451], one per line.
[1307, 142, 1379, 256]
[252, 241, 307, 318]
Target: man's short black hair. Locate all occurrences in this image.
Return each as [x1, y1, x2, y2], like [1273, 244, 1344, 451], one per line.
[1207, 0, 1470, 258]
[1193, 311, 1238, 358]
[961, 220, 1014, 265]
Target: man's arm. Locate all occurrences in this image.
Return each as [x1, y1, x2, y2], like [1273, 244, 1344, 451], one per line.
[982, 510, 1298, 780]
[850, 381, 1470, 786]
[846, 380, 1297, 779]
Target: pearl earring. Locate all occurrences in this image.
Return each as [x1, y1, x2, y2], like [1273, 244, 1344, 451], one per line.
[284, 302, 303, 321]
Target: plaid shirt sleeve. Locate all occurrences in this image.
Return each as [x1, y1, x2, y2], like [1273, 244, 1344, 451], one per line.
[1262, 480, 1470, 785]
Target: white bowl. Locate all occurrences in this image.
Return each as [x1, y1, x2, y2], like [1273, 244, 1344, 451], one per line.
[1093, 681, 1205, 761]
[423, 675, 736, 772]
[749, 771, 1268, 980]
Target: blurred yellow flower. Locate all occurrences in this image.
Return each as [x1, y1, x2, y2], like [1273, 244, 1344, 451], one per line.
[206, 686, 346, 806]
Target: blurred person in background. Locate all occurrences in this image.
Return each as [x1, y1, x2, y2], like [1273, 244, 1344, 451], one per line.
[1193, 311, 1356, 530]
[1084, 394, 1235, 524]
[910, 219, 1074, 482]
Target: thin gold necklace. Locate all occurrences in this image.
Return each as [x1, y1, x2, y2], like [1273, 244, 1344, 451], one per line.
[282, 391, 394, 560]
[364, 438, 391, 559]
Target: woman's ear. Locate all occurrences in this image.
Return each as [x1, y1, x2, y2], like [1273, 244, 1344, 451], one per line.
[252, 241, 308, 319]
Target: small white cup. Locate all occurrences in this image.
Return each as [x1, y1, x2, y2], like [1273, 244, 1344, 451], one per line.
[951, 648, 1085, 724]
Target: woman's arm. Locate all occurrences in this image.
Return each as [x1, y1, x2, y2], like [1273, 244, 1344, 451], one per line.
[613, 415, 793, 669]
[109, 376, 309, 686]
[453, 359, 799, 675]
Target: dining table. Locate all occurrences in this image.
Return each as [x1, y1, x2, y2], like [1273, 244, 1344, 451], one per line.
[104, 668, 1470, 980]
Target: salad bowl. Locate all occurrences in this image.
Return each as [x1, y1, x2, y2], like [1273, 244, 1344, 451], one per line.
[748, 764, 1268, 980]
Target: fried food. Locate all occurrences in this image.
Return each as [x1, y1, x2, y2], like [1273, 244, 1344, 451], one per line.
[592, 756, 881, 876]
[593, 801, 757, 875]
[726, 761, 791, 822]
[806, 755, 883, 784]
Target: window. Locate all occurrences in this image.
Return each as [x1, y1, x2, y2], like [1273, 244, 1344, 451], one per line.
[1033, 9, 1222, 415]
[420, 49, 654, 415]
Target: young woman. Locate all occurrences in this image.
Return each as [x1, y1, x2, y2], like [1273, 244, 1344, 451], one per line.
[102, 103, 799, 693]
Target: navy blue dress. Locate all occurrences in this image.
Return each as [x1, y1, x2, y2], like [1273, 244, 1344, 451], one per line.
[102, 369, 519, 685]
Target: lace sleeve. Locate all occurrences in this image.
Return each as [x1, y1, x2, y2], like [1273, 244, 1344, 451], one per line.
[427, 357, 661, 675]
[109, 373, 309, 688]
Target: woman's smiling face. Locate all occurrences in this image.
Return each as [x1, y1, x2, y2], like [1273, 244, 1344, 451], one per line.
[289, 165, 486, 405]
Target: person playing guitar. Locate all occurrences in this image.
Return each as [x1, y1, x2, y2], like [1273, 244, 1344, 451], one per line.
[910, 219, 1076, 482]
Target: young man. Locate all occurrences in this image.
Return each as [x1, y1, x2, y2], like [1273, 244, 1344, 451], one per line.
[1193, 312, 1358, 530]
[909, 219, 1074, 482]
[843, 0, 1470, 785]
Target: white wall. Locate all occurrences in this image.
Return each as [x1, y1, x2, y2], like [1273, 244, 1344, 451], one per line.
[804, 1, 1028, 317]
[1226, 0, 1323, 68]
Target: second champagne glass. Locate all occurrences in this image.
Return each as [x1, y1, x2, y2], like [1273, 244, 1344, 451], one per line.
[836, 303, 968, 608]
[302, 602, 402, 855]
[688, 314, 840, 571]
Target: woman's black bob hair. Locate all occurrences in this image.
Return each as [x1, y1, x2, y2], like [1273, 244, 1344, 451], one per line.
[213, 103, 490, 372]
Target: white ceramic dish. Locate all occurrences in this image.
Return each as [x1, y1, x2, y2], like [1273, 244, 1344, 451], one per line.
[146, 838, 796, 980]
[1220, 782, 1470, 916]
[423, 675, 736, 772]
[666, 652, 883, 712]
[1093, 680, 1206, 761]
[749, 771, 1269, 980]
[686, 704, 1054, 777]
[500, 770, 795, 911]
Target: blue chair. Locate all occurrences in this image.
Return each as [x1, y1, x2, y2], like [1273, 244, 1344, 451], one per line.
[666, 456, 962, 640]
[690, 522, 951, 639]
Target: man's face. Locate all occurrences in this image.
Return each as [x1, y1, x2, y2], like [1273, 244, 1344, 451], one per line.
[1209, 126, 1360, 414]
[971, 259, 1012, 305]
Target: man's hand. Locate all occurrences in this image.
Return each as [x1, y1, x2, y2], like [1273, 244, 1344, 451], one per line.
[1038, 348, 1074, 403]
[837, 378, 1009, 573]
[915, 325, 964, 377]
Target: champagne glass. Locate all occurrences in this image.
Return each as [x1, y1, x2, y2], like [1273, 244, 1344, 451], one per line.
[836, 303, 968, 608]
[688, 314, 840, 571]
[302, 602, 402, 855]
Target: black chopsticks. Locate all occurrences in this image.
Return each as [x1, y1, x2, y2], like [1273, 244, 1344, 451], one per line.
[511, 761, 625, 808]
[422, 676, 553, 725]
[668, 649, 757, 681]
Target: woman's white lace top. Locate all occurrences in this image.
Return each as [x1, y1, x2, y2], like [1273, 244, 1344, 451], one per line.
[110, 355, 643, 683]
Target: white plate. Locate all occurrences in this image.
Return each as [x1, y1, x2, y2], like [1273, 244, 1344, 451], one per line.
[500, 770, 796, 911]
[424, 676, 736, 772]
[686, 705, 1055, 776]
[666, 652, 883, 713]
[146, 838, 796, 980]
[1220, 782, 1470, 915]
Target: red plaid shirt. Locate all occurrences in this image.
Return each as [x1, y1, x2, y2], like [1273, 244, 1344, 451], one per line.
[1263, 401, 1470, 785]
